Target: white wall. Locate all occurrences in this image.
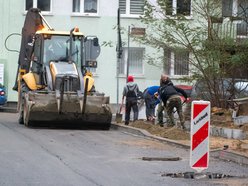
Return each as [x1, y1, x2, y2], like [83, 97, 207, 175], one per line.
[0, 0, 163, 104]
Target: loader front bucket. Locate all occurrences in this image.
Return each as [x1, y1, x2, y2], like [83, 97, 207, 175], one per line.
[23, 91, 112, 129]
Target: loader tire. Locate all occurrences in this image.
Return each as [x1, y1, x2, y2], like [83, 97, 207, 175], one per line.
[18, 89, 24, 125]
[23, 95, 29, 127]
[18, 108, 24, 125]
[19, 82, 29, 125]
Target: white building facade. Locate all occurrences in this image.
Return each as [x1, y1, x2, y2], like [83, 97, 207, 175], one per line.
[0, 0, 192, 104]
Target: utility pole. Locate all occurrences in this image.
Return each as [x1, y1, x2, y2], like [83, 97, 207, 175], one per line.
[126, 26, 130, 82]
[116, 8, 123, 112]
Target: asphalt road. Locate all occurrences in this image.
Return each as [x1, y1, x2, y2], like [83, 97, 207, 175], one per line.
[0, 112, 248, 186]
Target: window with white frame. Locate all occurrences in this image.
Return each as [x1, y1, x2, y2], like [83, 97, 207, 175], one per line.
[222, 0, 248, 17]
[165, 49, 189, 76]
[72, 0, 98, 14]
[119, 47, 144, 75]
[222, 0, 233, 17]
[165, 0, 191, 16]
[237, 0, 248, 17]
[119, 0, 144, 15]
[222, 0, 248, 36]
[25, 0, 51, 12]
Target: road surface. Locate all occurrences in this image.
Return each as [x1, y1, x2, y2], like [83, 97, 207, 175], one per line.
[0, 112, 247, 186]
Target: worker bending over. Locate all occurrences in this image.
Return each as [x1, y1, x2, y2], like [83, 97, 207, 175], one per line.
[158, 75, 188, 129]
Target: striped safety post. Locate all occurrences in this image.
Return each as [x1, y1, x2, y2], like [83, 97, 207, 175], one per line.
[190, 100, 211, 172]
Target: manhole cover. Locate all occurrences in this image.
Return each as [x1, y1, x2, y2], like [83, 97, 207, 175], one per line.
[162, 172, 238, 179]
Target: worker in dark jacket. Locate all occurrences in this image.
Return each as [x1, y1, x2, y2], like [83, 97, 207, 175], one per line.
[157, 74, 172, 126]
[122, 75, 140, 125]
[159, 78, 188, 129]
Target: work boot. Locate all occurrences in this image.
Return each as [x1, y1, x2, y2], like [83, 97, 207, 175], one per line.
[157, 121, 164, 127]
[125, 121, 129, 125]
[181, 124, 186, 130]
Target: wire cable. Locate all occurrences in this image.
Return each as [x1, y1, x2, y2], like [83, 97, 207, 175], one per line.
[4, 33, 21, 53]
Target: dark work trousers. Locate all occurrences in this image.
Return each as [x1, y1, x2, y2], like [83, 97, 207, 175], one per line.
[144, 90, 156, 120]
[157, 102, 165, 123]
[165, 95, 185, 127]
[125, 98, 138, 123]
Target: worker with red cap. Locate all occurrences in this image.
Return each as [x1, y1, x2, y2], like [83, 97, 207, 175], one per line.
[122, 75, 140, 125]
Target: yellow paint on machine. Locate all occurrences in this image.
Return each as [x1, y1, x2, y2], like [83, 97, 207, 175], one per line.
[50, 62, 58, 84]
[22, 72, 37, 90]
[84, 75, 94, 91]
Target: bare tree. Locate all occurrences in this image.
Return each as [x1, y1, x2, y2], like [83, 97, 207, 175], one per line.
[132, 0, 248, 107]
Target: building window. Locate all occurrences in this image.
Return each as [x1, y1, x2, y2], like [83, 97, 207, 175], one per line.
[166, 49, 189, 76]
[165, 0, 191, 16]
[73, 0, 80, 12]
[72, 0, 98, 14]
[237, 21, 248, 36]
[119, 0, 144, 15]
[222, 0, 233, 17]
[119, 47, 144, 75]
[222, 0, 248, 17]
[25, 0, 51, 12]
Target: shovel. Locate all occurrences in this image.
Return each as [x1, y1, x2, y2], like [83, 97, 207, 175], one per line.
[116, 100, 124, 123]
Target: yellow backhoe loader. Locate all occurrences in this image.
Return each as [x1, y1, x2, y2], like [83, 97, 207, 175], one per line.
[14, 8, 112, 128]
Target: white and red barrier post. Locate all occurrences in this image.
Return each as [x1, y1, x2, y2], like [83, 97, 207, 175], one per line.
[190, 100, 211, 172]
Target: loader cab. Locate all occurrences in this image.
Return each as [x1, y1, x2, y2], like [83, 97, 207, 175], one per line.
[29, 31, 84, 87]
[29, 30, 100, 90]
[31, 30, 100, 72]
[42, 33, 83, 67]
[31, 31, 84, 68]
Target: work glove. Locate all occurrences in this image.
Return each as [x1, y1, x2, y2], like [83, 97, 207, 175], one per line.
[185, 98, 191, 103]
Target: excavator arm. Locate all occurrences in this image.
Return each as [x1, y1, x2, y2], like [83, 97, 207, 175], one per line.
[13, 8, 44, 91]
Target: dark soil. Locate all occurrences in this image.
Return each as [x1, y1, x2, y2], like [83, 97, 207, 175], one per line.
[130, 121, 190, 140]
[125, 114, 248, 156]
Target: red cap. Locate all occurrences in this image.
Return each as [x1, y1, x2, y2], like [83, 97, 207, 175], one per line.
[127, 75, 134, 82]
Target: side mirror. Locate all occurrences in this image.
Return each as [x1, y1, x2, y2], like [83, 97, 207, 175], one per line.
[84, 36, 100, 68]
[93, 38, 99, 46]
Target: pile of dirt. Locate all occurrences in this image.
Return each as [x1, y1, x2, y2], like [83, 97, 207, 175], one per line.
[130, 121, 190, 140]
[127, 119, 248, 157]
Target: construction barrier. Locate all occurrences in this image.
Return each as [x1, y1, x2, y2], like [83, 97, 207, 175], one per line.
[190, 100, 211, 172]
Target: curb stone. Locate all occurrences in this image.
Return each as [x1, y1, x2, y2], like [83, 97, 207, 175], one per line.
[0, 106, 17, 113]
[0, 102, 18, 113]
[210, 126, 247, 140]
[111, 122, 190, 149]
[111, 122, 248, 166]
[211, 149, 248, 166]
